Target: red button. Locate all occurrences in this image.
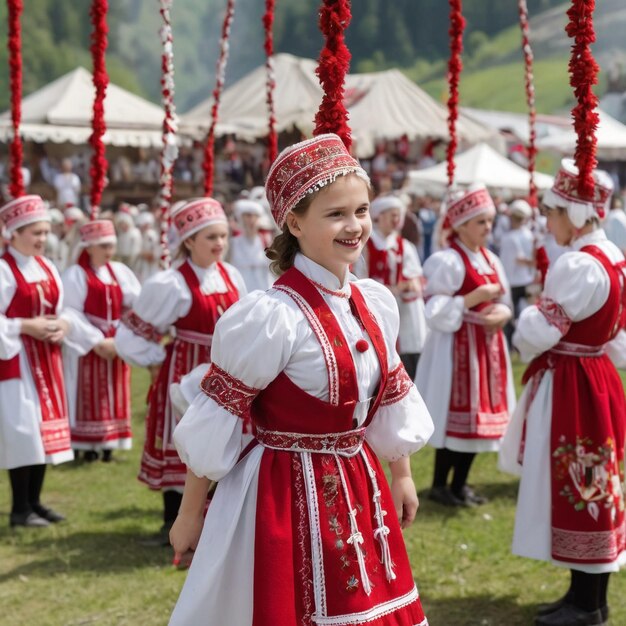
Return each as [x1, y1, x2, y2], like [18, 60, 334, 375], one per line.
[355, 339, 369, 352]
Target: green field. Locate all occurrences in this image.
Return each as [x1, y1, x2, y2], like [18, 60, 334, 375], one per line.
[1, 363, 625, 626]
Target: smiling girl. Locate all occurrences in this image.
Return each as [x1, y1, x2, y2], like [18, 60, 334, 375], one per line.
[416, 184, 515, 507]
[61, 220, 141, 461]
[0, 195, 88, 526]
[168, 134, 434, 626]
[114, 198, 246, 541]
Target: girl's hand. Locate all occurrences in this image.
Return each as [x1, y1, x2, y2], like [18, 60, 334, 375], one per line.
[479, 304, 511, 330]
[20, 316, 54, 341]
[47, 318, 70, 344]
[390, 475, 419, 529]
[169, 512, 204, 560]
[94, 337, 117, 360]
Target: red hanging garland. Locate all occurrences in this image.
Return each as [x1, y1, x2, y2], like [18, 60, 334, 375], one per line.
[314, 0, 352, 149]
[7, 0, 24, 199]
[263, 0, 278, 165]
[518, 0, 538, 208]
[203, 0, 236, 197]
[157, 0, 178, 269]
[89, 0, 109, 219]
[446, 0, 466, 189]
[565, 0, 599, 201]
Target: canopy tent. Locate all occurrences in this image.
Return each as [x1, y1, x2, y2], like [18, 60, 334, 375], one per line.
[180, 53, 499, 157]
[0, 67, 177, 147]
[536, 110, 626, 160]
[405, 142, 554, 197]
[181, 54, 322, 140]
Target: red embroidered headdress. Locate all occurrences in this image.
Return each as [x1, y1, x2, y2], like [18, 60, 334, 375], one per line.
[444, 183, 495, 230]
[265, 133, 369, 229]
[171, 197, 227, 241]
[0, 195, 50, 234]
[79, 219, 117, 246]
[542, 158, 613, 228]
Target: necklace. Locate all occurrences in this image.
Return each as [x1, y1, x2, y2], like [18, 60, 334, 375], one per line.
[310, 279, 349, 299]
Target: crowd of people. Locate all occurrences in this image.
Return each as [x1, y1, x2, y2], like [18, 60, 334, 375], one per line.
[1, 134, 625, 626]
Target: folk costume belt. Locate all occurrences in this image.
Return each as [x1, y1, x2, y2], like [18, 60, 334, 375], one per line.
[174, 328, 213, 347]
[550, 340, 605, 358]
[86, 313, 118, 335]
[255, 426, 366, 458]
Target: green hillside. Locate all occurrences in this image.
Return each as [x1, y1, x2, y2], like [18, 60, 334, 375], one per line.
[0, 0, 621, 116]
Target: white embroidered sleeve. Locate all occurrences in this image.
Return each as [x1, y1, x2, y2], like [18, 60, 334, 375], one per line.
[0, 260, 22, 360]
[422, 250, 466, 332]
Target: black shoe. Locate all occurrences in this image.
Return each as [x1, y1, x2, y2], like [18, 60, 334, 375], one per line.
[536, 594, 571, 616]
[32, 504, 66, 523]
[10, 511, 50, 528]
[453, 485, 488, 506]
[428, 486, 468, 507]
[101, 450, 113, 463]
[84, 450, 99, 462]
[534, 603, 605, 626]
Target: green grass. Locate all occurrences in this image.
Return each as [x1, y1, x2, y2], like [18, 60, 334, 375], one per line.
[1, 363, 625, 625]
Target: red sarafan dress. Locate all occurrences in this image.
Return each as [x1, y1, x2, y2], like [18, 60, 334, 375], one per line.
[61, 251, 141, 451]
[170, 253, 434, 626]
[0, 248, 73, 468]
[115, 258, 244, 491]
[416, 238, 515, 453]
[501, 230, 626, 571]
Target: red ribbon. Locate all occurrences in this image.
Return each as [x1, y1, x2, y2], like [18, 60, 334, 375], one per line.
[565, 0, 599, 201]
[314, 0, 353, 150]
[263, 0, 278, 165]
[89, 0, 109, 219]
[446, 0, 466, 189]
[7, 0, 24, 199]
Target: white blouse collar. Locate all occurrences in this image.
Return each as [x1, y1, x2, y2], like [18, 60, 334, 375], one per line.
[572, 228, 607, 251]
[8, 246, 35, 267]
[370, 229, 397, 250]
[188, 258, 218, 278]
[294, 253, 352, 297]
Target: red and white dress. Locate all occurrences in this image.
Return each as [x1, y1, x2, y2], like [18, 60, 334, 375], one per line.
[62, 251, 141, 451]
[115, 259, 245, 491]
[415, 238, 515, 452]
[170, 253, 434, 626]
[0, 247, 89, 469]
[500, 229, 626, 572]
[355, 230, 428, 355]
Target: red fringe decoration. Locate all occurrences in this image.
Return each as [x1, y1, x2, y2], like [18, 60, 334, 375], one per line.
[263, 0, 278, 165]
[518, 0, 538, 208]
[565, 0, 599, 201]
[446, 0, 466, 189]
[203, 0, 236, 197]
[314, 0, 352, 149]
[7, 0, 24, 199]
[89, 0, 109, 219]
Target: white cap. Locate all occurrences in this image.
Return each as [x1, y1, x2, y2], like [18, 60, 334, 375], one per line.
[509, 199, 532, 219]
[370, 194, 406, 220]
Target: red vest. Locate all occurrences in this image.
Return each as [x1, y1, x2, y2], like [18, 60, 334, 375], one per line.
[366, 235, 404, 286]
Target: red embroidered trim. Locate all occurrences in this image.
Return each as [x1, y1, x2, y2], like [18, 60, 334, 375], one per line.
[200, 363, 260, 430]
[380, 363, 413, 407]
[537, 297, 572, 335]
[256, 426, 365, 456]
[121, 310, 164, 344]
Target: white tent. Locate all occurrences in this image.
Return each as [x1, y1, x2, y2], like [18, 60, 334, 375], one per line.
[405, 142, 554, 196]
[345, 70, 498, 157]
[536, 110, 626, 160]
[0, 67, 172, 147]
[181, 54, 322, 140]
[181, 54, 498, 157]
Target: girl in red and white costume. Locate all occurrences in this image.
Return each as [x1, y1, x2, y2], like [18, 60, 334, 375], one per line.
[169, 134, 434, 626]
[115, 198, 246, 537]
[0, 195, 91, 527]
[415, 184, 515, 507]
[500, 160, 626, 626]
[62, 220, 140, 460]
[355, 194, 428, 379]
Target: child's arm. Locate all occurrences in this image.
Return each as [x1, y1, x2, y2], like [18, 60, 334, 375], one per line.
[169, 470, 211, 560]
[389, 456, 419, 530]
